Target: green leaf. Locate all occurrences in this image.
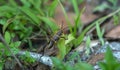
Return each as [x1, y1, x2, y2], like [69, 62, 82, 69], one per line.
[86, 36, 91, 47]
[96, 22, 105, 45]
[19, 7, 40, 25]
[0, 43, 5, 50]
[9, 0, 17, 6]
[71, 0, 79, 15]
[105, 47, 116, 64]
[75, 8, 120, 46]
[74, 62, 93, 70]
[20, 0, 31, 7]
[3, 18, 15, 33]
[113, 15, 119, 25]
[0, 62, 3, 70]
[47, 0, 58, 16]
[65, 34, 75, 45]
[0, 19, 6, 25]
[4, 31, 11, 44]
[52, 57, 65, 70]
[93, 2, 109, 12]
[73, 8, 85, 37]
[57, 38, 66, 59]
[96, 22, 101, 37]
[99, 62, 107, 70]
[10, 41, 21, 48]
[99, 47, 120, 70]
[39, 17, 59, 31]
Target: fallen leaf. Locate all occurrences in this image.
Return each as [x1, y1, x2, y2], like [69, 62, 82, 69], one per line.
[105, 25, 120, 39]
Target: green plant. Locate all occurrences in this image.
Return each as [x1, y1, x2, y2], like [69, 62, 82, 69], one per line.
[70, 0, 79, 15]
[98, 47, 120, 70]
[20, 51, 36, 63]
[74, 8, 120, 47]
[85, 36, 91, 55]
[96, 23, 105, 46]
[52, 53, 93, 70]
[0, 0, 59, 41]
[0, 0, 60, 69]
[0, 31, 21, 69]
[108, 0, 118, 10]
[113, 13, 120, 25]
[94, 0, 119, 12]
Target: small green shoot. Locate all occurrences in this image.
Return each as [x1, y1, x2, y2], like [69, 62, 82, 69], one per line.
[72, 7, 85, 37]
[85, 36, 91, 55]
[96, 22, 105, 46]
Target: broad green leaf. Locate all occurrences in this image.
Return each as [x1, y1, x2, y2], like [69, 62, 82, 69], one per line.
[105, 47, 116, 64]
[4, 31, 11, 44]
[10, 41, 21, 48]
[65, 34, 75, 45]
[0, 43, 4, 49]
[57, 38, 66, 59]
[0, 19, 6, 25]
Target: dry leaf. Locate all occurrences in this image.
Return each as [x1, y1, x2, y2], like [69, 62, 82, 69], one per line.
[105, 25, 120, 39]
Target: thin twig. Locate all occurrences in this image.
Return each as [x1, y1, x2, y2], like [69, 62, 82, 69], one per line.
[0, 33, 23, 69]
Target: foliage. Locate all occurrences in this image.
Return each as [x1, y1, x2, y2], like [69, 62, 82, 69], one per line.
[85, 36, 91, 55]
[94, 0, 119, 12]
[0, 0, 59, 69]
[0, 31, 21, 69]
[52, 52, 93, 70]
[0, 0, 59, 41]
[70, 0, 79, 15]
[96, 22, 105, 45]
[98, 47, 120, 70]
[20, 51, 36, 63]
[113, 13, 120, 25]
[0, 0, 120, 69]
[57, 34, 75, 59]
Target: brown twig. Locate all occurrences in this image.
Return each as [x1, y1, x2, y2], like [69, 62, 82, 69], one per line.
[0, 33, 23, 69]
